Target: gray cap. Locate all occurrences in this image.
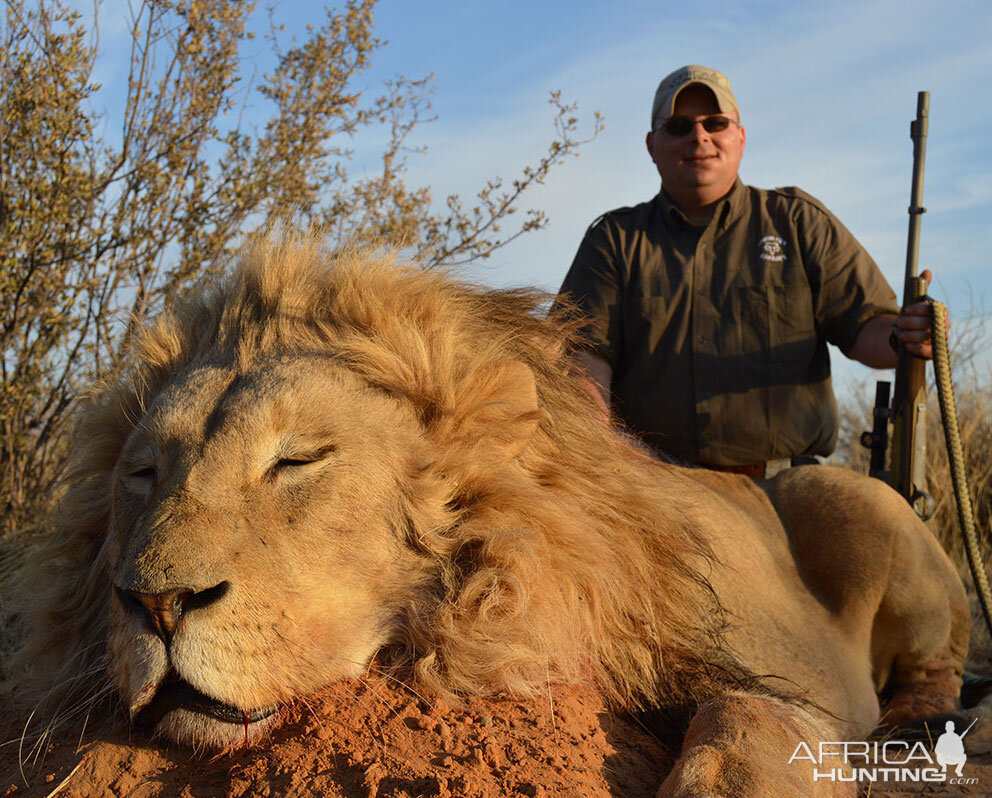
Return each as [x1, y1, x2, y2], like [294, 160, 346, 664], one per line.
[651, 65, 739, 129]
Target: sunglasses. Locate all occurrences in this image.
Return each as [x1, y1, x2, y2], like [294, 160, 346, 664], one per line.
[657, 115, 736, 137]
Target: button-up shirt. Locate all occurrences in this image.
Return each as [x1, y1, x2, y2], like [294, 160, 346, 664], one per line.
[557, 179, 898, 466]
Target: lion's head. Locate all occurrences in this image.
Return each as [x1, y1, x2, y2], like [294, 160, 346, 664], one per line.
[10, 238, 738, 748]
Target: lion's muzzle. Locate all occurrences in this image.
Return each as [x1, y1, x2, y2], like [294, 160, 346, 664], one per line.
[115, 582, 231, 643]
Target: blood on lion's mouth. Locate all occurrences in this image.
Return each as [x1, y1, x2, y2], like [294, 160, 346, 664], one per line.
[134, 672, 279, 730]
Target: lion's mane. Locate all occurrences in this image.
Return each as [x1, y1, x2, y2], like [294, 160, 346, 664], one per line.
[10, 237, 753, 720]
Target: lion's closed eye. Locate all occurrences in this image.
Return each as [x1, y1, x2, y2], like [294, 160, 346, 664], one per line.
[267, 445, 338, 479]
[122, 466, 157, 497]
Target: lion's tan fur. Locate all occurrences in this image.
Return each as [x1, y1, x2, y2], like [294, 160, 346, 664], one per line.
[9, 237, 758, 721]
[6, 237, 975, 795]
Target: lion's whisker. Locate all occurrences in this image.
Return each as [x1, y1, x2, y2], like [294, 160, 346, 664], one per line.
[546, 658, 558, 745]
[369, 672, 431, 707]
[16, 677, 116, 775]
[294, 693, 325, 737]
[75, 705, 92, 755]
[39, 679, 114, 731]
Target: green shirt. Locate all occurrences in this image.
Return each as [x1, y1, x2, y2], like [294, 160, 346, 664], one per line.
[558, 179, 898, 467]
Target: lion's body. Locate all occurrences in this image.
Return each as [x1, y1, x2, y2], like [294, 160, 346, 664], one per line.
[8, 240, 969, 794]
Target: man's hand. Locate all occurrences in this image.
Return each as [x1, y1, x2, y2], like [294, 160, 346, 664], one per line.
[569, 349, 613, 418]
[892, 270, 948, 359]
[846, 270, 949, 368]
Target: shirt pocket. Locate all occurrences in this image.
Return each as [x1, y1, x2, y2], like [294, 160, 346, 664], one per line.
[766, 284, 816, 364]
[737, 285, 816, 364]
[736, 286, 770, 358]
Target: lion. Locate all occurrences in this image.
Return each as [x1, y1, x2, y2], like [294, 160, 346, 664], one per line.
[6, 238, 971, 795]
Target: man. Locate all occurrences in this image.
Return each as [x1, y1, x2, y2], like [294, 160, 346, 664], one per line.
[935, 720, 968, 778]
[558, 64, 940, 475]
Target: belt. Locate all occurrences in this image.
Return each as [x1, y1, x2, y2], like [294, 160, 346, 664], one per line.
[710, 461, 773, 479]
[708, 457, 812, 479]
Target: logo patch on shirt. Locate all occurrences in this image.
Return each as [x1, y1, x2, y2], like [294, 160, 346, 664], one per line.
[759, 235, 786, 262]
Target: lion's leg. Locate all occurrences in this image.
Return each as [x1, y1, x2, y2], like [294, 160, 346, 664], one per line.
[770, 468, 970, 729]
[871, 501, 971, 727]
[657, 692, 854, 798]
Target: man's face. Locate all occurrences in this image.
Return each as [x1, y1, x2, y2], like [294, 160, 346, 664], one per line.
[646, 85, 745, 206]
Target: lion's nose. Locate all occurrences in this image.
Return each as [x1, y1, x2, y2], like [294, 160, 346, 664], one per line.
[116, 582, 230, 643]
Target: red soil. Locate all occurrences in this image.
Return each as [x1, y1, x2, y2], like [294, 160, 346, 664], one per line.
[4, 676, 992, 797]
[1, 676, 673, 797]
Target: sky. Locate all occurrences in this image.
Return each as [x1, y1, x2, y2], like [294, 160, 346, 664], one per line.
[82, 0, 992, 404]
[346, 0, 992, 402]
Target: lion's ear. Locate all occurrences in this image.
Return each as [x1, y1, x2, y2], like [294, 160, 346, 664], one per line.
[453, 359, 543, 458]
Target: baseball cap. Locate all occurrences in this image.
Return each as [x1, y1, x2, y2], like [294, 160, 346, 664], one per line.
[651, 65, 739, 129]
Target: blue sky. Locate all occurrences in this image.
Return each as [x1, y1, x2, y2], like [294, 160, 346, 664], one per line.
[84, 0, 992, 402]
[350, 0, 992, 400]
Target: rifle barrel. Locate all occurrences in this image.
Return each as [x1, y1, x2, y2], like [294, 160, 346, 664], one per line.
[904, 91, 929, 301]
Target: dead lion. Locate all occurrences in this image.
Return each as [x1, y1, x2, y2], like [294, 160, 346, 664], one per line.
[8, 239, 970, 795]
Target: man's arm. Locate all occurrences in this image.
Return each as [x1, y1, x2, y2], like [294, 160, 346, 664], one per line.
[557, 213, 624, 420]
[846, 314, 901, 369]
[844, 270, 947, 368]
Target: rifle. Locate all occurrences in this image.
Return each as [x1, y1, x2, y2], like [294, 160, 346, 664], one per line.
[861, 92, 934, 519]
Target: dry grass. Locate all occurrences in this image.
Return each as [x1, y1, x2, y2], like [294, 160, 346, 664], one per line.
[835, 379, 992, 566]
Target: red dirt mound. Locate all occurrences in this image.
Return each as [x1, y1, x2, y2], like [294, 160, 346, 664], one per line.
[1, 676, 673, 797]
[6, 676, 992, 796]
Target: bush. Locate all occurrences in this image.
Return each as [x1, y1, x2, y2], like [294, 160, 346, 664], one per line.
[0, 0, 601, 536]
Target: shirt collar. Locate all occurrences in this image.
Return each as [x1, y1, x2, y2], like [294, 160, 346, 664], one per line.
[659, 177, 746, 232]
